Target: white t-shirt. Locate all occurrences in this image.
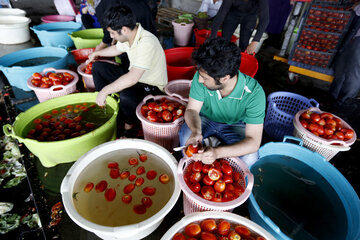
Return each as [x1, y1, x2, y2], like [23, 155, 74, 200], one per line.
[198, 0, 223, 18]
[116, 24, 168, 91]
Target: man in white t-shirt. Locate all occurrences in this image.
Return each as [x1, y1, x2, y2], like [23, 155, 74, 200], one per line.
[88, 5, 167, 136]
[198, 0, 223, 19]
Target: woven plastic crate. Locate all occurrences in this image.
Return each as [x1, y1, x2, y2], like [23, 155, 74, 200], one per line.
[135, 95, 187, 151]
[178, 157, 253, 215]
[264, 91, 319, 141]
[164, 79, 191, 102]
[26, 68, 78, 102]
[293, 107, 356, 161]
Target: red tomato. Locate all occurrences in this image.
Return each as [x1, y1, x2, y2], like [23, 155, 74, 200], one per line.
[31, 79, 41, 87]
[83, 182, 94, 192]
[185, 144, 200, 157]
[146, 170, 157, 180]
[221, 163, 233, 175]
[202, 164, 211, 174]
[233, 182, 245, 197]
[223, 174, 233, 184]
[223, 190, 236, 201]
[162, 110, 173, 122]
[109, 168, 120, 179]
[317, 125, 324, 135]
[139, 153, 148, 162]
[104, 188, 116, 202]
[342, 128, 354, 140]
[208, 168, 222, 181]
[146, 112, 158, 122]
[133, 204, 146, 214]
[200, 219, 217, 232]
[202, 175, 215, 186]
[201, 186, 215, 200]
[214, 180, 226, 193]
[300, 119, 309, 128]
[213, 192, 223, 202]
[136, 166, 146, 175]
[193, 161, 203, 172]
[333, 117, 342, 126]
[190, 182, 201, 193]
[185, 223, 202, 237]
[159, 174, 170, 184]
[217, 220, 231, 236]
[320, 112, 333, 119]
[135, 177, 144, 186]
[310, 113, 320, 122]
[141, 197, 153, 208]
[324, 125, 334, 135]
[95, 180, 108, 193]
[85, 122, 95, 128]
[172, 233, 186, 240]
[190, 172, 203, 183]
[318, 118, 326, 126]
[235, 225, 251, 237]
[121, 194, 132, 204]
[200, 232, 217, 240]
[325, 118, 337, 127]
[153, 104, 163, 112]
[308, 123, 319, 132]
[32, 72, 42, 79]
[334, 131, 345, 140]
[128, 174, 136, 181]
[123, 184, 135, 194]
[228, 231, 241, 240]
[142, 186, 156, 196]
[63, 72, 74, 80]
[301, 110, 312, 119]
[128, 157, 139, 166]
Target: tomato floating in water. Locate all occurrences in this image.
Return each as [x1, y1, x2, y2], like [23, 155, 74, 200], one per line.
[235, 225, 251, 237]
[142, 186, 156, 196]
[228, 230, 241, 240]
[139, 153, 148, 162]
[217, 220, 231, 236]
[172, 233, 186, 240]
[83, 182, 94, 192]
[121, 194, 132, 204]
[146, 170, 157, 180]
[123, 184, 135, 194]
[200, 219, 217, 232]
[135, 177, 144, 186]
[128, 174, 136, 181]
[200, 232, 217, 240]
[133, 204, 146, 214]
[120, 171, 130, 179]
[184, 223, 201, 237]
[95, 180, 108, 193]
[159, 174, 170, 184]
[128, 157, 139, 166]
[136, 166, 145, 175]
[104, 188, 116, 202]
[141, 197, 153, 208]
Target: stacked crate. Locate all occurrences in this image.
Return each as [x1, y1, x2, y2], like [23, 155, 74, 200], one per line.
[288, 2, 354, 73]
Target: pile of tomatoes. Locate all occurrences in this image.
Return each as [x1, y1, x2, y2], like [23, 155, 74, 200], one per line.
[172, 218, 265, 240]
[31, 71, 75, 89]
[184, 159, 245, 202]
[26, 103, 98, 142]
[83, 153, 171, 215]
[299, 110, 354, 142]
[140, 98, 186, 123]
[84, 62, 93, 74]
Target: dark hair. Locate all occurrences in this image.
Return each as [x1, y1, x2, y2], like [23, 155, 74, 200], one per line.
[192, 38, 241, 82]
[102, 5, 136, 33]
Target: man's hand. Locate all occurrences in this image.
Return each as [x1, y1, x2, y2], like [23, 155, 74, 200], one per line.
[185, 132, 203, 147]
[246, 41, 259, 55]
[87, 51, 98, 63]
[192, 146, 217, 164]
[96, 90, 108, 106]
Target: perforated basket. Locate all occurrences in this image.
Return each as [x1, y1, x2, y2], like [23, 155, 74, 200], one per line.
[293, 107, 356, 161]
[161, 211, 276, 240]
[135, 95, 187, 151]
[178, 157, 253, 215]
[264, 91, 319, 141]
[164, 79, 191, 102]
[27, 68, 78, 102]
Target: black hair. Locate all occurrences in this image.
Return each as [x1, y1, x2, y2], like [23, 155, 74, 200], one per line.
[102, 4, 136, 34]
[192, 38, 241, 83]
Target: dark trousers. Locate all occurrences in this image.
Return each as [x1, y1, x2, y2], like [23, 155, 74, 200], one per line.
[330, 37, 360, 106]
[92, 61, 163, 124]
[222, 12, 257, 52]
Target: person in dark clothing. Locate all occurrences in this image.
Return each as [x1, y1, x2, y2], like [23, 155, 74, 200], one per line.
[210, 0, 269, 53]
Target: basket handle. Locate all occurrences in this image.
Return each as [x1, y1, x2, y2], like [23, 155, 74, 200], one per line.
[49, 85, 66, 92]
[2, 124, 26, 143]
[169, 92, 187, 102]
[177, 157, 189, 175]
[142, 94, 155, 103]
[283, 136, 303, 147]
[42, 67, 57, 73]
[309, 98, 319, 108]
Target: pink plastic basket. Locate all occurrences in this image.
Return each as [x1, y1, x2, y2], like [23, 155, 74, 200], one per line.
[178, 157, 254, 215]
[164, 79, 192, 102]
[77, 62, 95, 91]
[27, 68, 78, 102]
[41, 15, 75, 23]
[293, 107, 356, 161]
[135, 95, 187, 151]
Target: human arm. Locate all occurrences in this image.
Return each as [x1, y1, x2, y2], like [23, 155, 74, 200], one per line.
[198, 0, 210, 13]
[184, 97, 204, 146]
[96, 67, 146, 106]
[210, 0, 232, 38]
[251, 0, 269, 43]
[95, 41, 109, 51]
[88, 45, 123, 62]
[192, 123, 263, 164]
[354, 2, 360, 15]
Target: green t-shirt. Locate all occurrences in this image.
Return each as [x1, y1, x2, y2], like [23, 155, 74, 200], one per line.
[189, 71, 266, 124]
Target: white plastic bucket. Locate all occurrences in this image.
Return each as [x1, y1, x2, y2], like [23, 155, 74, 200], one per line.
[0, 8, 26, 17]
[61, 139, 181, 240]
[0, 16, 31, 44]
[172, 20, 194, 47]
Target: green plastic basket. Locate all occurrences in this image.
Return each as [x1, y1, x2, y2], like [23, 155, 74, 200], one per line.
[3, 93, 119, 168]
[69, 28, 104, 49]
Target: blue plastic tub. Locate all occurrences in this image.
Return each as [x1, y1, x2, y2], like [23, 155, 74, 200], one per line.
[264, 91, 319, 141]
[248, 136, 360, 240]
[31, 21, 82, 48]
[0, 47, 69, 91]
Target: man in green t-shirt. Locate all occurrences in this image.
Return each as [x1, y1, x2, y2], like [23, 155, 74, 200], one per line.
[179, 38, 266, 167]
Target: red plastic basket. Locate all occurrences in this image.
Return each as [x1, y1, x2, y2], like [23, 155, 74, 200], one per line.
[164, 79, 192, 102]
[293, 107, 356, 161]
[240, 52, 258, 78]
[135, 95, 187, 151]
[71, 48, 95, 64]
[164, 47, 196, 81]
[178, 157, 254, 215]
[27, 68, 78, 102]
[194, 28, 239, 47]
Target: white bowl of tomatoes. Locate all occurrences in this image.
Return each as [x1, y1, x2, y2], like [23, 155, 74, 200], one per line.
[27, 67, 78, 102]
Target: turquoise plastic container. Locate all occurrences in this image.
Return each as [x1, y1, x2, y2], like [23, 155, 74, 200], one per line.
[31, 21, 82, 48]
[248, 136, 360, 240]
[0, 47, 69, 91]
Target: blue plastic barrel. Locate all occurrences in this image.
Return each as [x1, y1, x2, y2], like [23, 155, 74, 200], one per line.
[0, 47, 69, 91]
[31, 21, 82, 48]
[248, 136, 360, 240]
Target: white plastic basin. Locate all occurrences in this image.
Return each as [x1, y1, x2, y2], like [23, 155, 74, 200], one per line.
[0, 16, 31, 44]
[0, 8, 26, 17]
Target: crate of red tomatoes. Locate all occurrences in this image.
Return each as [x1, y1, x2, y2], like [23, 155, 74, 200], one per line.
[178, 155, 254, 215]
[136, 95, 187, 151]
[161, 211, 275, 240]
[293, 107, 356, 161]
[27, 67, 78, 102]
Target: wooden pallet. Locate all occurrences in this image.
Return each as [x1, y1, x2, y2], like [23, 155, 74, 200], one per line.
[156, 7, 191, 28]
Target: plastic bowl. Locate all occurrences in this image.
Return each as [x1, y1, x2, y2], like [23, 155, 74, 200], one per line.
[60, 139, 182, 240]
[69, 28, 104, 49]
[71, 48, 95, 64]
[41, 15, 75, 23]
